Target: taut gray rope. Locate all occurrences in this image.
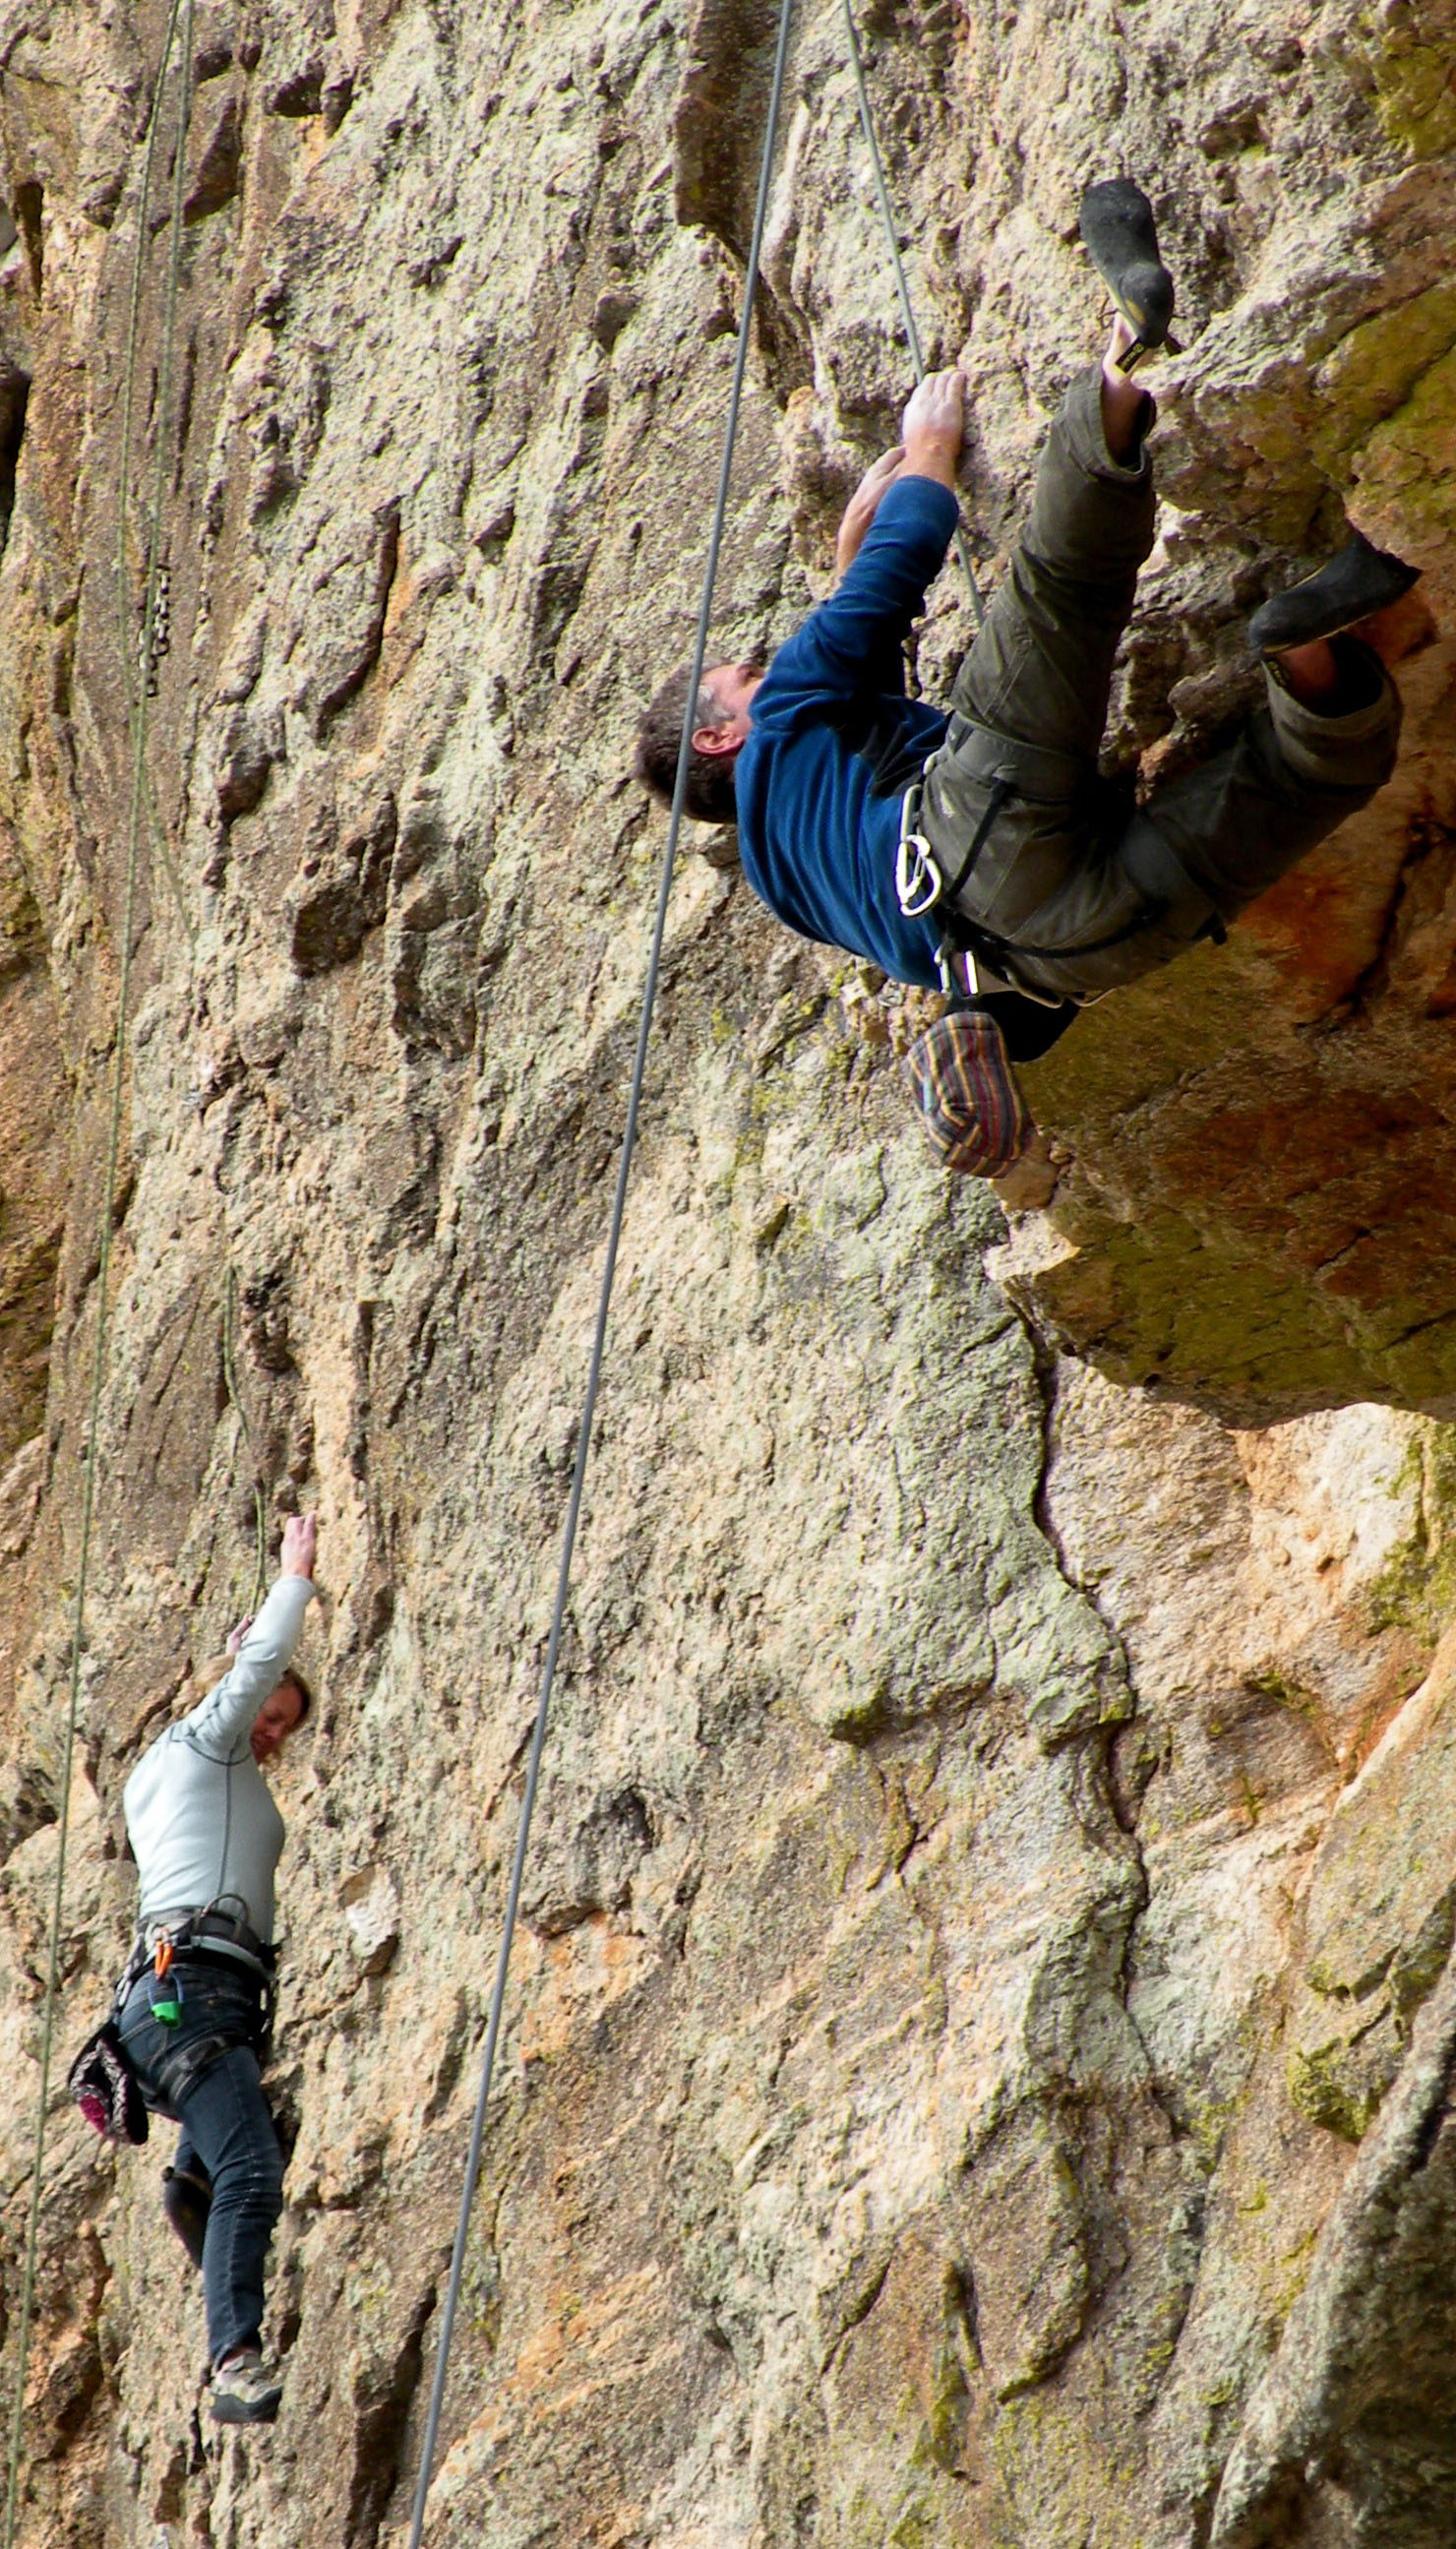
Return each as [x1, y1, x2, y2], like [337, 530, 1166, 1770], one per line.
[842, 0, 985, 624]
[403, 0, 801, 2534]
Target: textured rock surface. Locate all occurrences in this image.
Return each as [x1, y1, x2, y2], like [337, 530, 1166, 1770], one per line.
[0, 3, 1453, 2546]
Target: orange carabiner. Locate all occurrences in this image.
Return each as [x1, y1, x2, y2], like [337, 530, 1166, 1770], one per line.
[153, 1935, 173, 1980]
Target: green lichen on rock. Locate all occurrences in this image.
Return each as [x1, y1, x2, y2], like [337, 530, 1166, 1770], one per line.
[1364, 12, 1456, 158]
[1002, 1190, 1377, 1418]
[1010, 951, 1456, 1418]
[1388, 1884, 1456, 2027]
[1356, 342, 1456, 552]
[1282, 1617, 1456, 2164]
[922, 2326, 971, 2475]
[1311, 277, 1456, 471]
[1286, 2035, 1389, 2143]
[1367, 1423, 1456, 1640]
[990, 2383, 1150, 2549]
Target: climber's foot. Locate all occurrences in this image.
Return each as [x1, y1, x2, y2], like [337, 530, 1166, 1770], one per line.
[1079, 180, 1175, 368]
[210, 2348, 281, 2425]
[1249, 532, 1421, 658]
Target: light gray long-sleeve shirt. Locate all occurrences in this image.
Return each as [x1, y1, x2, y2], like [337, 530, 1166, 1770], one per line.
[123, 1574, 315, 1946]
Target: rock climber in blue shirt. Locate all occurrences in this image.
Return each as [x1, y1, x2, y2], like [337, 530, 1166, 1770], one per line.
[634, 183, 1418, 1181]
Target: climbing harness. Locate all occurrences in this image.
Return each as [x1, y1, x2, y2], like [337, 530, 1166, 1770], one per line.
[403, 1, 800, 2536]
[894, 743, 1168, 1007]
[893, 754, 1033, 998]
[842, 0, 984, 626]
[136, 1908, 276, 2115]
[147, 1901, 277, 1981]
[894, 754, 1014, 936]
[2, 7, 197, 2537]
[69, 1904, 275, 2155]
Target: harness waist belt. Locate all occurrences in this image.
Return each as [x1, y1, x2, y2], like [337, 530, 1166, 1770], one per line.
[937, 714, 1096, 803]
[143, 1906, 276, 1976]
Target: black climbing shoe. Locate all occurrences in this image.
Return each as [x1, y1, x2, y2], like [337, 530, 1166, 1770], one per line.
[210, 2349, 282, 2426]
[161, 2163, 212, 2272]
[1079, 180, 1175, 363]
[1248, 532, 1421, 656]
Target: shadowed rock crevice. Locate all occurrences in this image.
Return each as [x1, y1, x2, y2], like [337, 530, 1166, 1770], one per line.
[0, 355, 29, 561]
[345, 2283, 435, 2548]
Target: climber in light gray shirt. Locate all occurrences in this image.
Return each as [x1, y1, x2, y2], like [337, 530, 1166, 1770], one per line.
[124, 1564, 315, 1947]
[118, 1512, 319, 2428]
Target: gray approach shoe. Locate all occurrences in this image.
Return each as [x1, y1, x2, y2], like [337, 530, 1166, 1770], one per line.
[210, 2348, 282, 2425]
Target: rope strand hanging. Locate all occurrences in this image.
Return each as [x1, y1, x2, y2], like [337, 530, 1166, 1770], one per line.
[403, 0, 800, 2533]
[2, 6, 195, 2534]
[842, 0, 985, 625]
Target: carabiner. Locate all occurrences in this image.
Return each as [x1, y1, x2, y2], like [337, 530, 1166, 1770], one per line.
[895, 829, 943, 919]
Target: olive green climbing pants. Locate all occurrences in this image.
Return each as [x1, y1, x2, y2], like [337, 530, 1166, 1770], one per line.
[920, 366, 1403, 1001]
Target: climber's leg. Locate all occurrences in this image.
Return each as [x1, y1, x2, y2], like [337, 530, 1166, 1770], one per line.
[917, 183, 1175, 941]
[161, 2133, 212, 2273]
[916, 336, 1159, 948]
[919, 348, 1152, 949]
[1133, 637, 1402, 921]
[937, 173, 1175, 777]
[1125, 541, 1417, 927]
[934, 640, 1403, 1004]
[940, 337, 1157, 769]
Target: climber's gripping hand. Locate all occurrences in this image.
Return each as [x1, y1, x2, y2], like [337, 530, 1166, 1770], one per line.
[280, 1512, 318, 1581]
[901, 366, 966, 491]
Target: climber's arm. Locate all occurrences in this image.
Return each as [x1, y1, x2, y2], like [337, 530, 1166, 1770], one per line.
[753, 371, 966, 725]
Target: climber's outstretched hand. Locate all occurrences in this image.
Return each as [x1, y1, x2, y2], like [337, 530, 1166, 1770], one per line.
[280, 1512, 318, 1580]
[901, 367, 966, 489]
[834, 445, 905, 582]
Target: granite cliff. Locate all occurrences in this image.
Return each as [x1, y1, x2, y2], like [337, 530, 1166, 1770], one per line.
[0, 1, 1454, 2544]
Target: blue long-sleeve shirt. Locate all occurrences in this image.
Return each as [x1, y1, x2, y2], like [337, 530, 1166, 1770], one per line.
[734, 475, 959, 989]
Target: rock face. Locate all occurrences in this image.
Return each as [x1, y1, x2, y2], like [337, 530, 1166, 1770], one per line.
[0, 4, 1453, 2547]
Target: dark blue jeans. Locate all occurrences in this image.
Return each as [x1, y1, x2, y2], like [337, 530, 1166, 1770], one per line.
[119, 1963, 283, 2365]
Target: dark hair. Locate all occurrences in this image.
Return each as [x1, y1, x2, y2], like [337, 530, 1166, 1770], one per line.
[633, 663, 741, 825]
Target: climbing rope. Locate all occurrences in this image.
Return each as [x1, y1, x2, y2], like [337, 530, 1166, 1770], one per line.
[403, 0, 800, 2532]
[2, 7, 195, 2536]
[842, 0, 985, 625]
